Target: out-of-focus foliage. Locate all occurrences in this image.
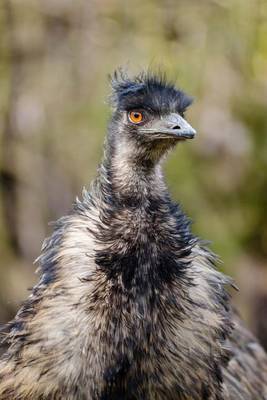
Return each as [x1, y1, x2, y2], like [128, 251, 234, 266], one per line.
[0, 0, 266, 345]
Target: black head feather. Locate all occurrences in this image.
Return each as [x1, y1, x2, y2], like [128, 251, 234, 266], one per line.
[109, 69, 193, 116]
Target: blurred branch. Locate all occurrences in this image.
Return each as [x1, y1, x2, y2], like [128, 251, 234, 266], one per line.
[1, 0, 20, 254]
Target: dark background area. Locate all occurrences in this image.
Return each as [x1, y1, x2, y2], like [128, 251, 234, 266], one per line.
[0, 0, 267, 350]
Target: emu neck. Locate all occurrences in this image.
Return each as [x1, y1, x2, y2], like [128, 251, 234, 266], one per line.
[103, 136, 167, 205]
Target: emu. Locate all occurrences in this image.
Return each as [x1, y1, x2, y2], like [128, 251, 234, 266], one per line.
[0, 71, 267, 400]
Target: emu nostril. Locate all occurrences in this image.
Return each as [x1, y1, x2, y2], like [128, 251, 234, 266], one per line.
[172, 125, 181, 130]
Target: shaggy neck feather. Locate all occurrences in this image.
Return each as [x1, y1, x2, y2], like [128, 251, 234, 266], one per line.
[100, 133, 169, 206]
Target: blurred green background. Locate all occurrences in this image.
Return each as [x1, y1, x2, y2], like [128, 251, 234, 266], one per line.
[0, 0, 267, 348]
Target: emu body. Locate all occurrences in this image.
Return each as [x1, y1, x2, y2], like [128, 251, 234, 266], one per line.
[0, 72, 267, 399]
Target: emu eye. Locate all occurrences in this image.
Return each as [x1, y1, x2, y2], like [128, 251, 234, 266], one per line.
[128, 111, 144, 124]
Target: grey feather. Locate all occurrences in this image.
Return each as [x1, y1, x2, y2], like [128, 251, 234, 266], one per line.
[0, 71, 266, 400]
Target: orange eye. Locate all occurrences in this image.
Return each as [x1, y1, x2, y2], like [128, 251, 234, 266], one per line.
[128, 111, 143, 124]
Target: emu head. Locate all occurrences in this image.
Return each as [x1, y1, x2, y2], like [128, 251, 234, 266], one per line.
[108, 70, 196, 166]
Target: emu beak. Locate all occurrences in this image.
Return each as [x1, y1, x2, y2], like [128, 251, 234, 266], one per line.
[141, 113, 196, 140]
